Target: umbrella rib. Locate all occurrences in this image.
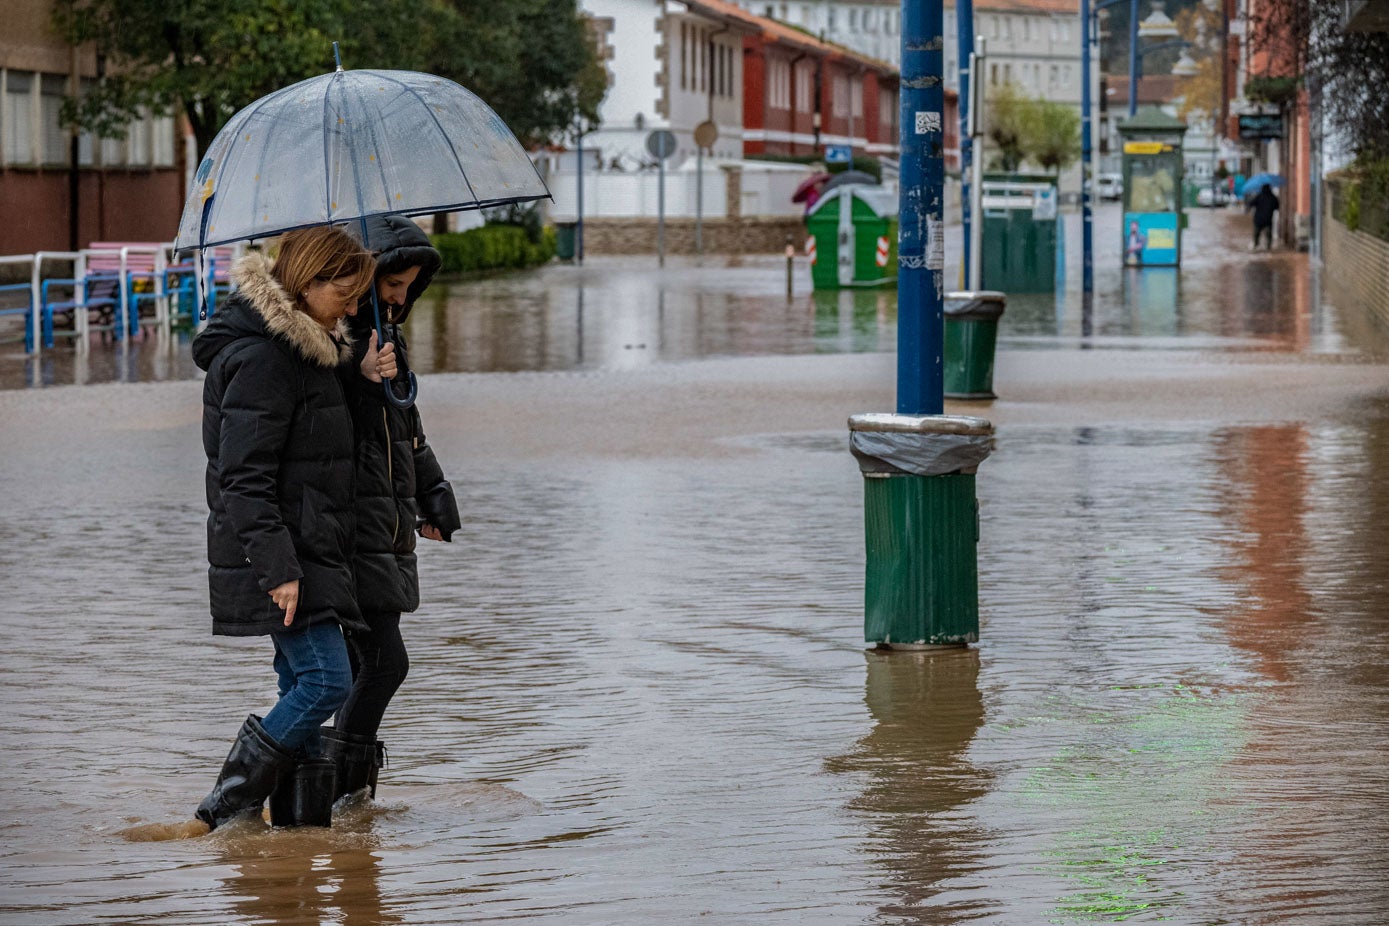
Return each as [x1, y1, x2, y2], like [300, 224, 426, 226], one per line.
[374, 73, 481, 208]
[322, 75, 336, 222]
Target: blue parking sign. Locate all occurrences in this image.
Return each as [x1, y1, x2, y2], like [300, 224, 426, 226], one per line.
[824, 145, 852, 164]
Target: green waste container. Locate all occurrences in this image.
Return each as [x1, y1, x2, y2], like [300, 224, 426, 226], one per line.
[806, 185, 898, 290]
[944, 290, 1006, 400]
[981, 177, 1057, 292]
[555, 222, 577, 261]
[849, 414, 995, 647]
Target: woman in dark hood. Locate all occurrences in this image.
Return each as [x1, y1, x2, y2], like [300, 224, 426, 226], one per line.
[189, 226, 378, 831]
[321, 214, 461, 802]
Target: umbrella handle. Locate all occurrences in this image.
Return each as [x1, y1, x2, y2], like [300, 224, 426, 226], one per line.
[383, 371, 418, 409]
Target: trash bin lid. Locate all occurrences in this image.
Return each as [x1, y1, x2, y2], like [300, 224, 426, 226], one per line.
[848, 413, 993, 436]
[944, 291, 1006, 320]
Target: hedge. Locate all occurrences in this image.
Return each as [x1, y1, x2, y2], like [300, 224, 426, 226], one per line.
[430, 224, 557, 275]
[1328, 159, 1389, 243]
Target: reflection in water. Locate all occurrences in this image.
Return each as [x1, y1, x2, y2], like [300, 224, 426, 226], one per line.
[1213, 425, 1315, 682]
[225, 840, 399, 926]
[828, 649, 988, 923]
[811, 288, 896, 356]
[1122, 266, 1181, 337]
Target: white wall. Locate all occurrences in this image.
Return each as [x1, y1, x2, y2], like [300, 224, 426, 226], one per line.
[547, 162, 818, 220]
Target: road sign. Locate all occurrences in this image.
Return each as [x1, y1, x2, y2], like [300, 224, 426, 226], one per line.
[646, 129, 678, 160]
[824, 144, 852, 164]
[1238, 113, 1283, 140]
[693, 120, 719, 150]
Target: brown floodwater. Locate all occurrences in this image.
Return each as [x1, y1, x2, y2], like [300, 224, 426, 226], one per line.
[1, 207, 1387, 923]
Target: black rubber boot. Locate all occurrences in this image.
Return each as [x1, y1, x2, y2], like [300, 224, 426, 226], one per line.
[268, 758, 337, 827]
[320, 727, 386, 801]
[195, 715, 295, 830]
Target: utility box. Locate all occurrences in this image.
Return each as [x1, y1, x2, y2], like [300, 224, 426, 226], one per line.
[980, 176, 1057, 292]
[1118, 108, 1189, 267]
[806, 185, 898, 290]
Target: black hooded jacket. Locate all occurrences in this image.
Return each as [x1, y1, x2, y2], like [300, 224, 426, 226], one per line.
[1249, 186, 1280, 227]
[192, 252, 366, 637]
[345, 215, 460, 616]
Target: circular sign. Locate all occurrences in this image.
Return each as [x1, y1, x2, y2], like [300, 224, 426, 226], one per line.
[693, 120, 719, 150]
[645, 129, 678, 160]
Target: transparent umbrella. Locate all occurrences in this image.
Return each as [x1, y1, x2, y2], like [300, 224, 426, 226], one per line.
[174, 51, 551, 405]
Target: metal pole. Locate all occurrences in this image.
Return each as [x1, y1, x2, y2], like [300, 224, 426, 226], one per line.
[696, 145, 704, 256]
[658, 155, 666, 267]
[1128, 0, 1139, 117]
[897, 0, 946, 414]
[968, 38, 986, 293]
[576, 130, 585, 265]
[958, 0, 974, 286]
[1081, 0, 1094, 295]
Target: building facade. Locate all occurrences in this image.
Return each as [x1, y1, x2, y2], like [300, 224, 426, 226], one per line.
[579, 0, 753, 169]
[0, 0, 183, 254]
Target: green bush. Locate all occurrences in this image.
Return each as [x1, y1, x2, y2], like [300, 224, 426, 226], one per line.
[430, 224, 556, 275]
[1329, 158, 1389, 242]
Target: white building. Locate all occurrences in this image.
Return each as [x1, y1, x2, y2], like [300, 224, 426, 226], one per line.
[580, 0, 755, 169]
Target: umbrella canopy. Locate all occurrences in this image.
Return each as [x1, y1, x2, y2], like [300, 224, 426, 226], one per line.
[822, 170, 879, 193]
[1243, 173, 1285, 194]
[792, 172, 832, 204]
[175, 67, 550, 252]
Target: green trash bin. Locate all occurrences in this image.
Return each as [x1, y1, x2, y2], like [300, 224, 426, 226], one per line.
[944, 290, 1006, 400]
[981, 177, 1057, 292]
[805, 185, 898, 290]
[849, 413, 995, 647]
[555, 222, 577, 261]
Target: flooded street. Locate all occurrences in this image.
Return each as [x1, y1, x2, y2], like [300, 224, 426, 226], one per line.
[2, 206, 1388, 923]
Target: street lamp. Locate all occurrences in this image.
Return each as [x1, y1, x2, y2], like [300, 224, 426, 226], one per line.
[1171, 49, 1201, 77]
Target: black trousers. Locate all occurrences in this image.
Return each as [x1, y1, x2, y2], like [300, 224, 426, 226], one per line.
[1254, 222, 1273, 248]
[336, 611, 409, 740]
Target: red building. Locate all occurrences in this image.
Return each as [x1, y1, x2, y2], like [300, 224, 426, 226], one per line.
[686, 0, 938, 163]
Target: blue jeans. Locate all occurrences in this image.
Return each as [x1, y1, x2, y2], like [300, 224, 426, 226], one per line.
[262, 620, 353, 754]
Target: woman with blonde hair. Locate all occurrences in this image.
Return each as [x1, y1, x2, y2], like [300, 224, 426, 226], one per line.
[190, 225, 382, 831]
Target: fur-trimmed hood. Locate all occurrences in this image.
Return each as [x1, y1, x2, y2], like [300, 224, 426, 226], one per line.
[192, 250, 353, 371]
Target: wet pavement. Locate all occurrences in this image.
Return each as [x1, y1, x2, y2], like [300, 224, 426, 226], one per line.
[2, 205, 1389, 923]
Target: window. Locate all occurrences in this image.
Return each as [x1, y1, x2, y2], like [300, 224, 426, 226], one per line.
[828, 8, 837, 30]
[4, 71, 34, 164]
[795, 60, 814, 111]
[849, 9, 858, 30]
[770, 58, 791, 110]
[1050, 65, 1059, 86]
[41, 73, 69, 166]
[1003, 17, 1012, 39]
[850, 75, 862, 120]
[128, 111, 151, 166]
[152, 114, 174, 167]
[990, 62, 999, 85]
[1062, 21, 1071, 41]
[832, 73, 849, 115]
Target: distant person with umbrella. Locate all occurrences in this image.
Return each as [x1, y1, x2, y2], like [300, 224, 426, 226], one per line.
[1247, 182, 1280, 250]
[321, 215, 461, 804]
[190, 226, 380, 831]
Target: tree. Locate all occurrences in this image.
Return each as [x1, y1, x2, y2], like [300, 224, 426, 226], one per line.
[52, 0, 605, 159]
[1023, 100, 1080, 177]
[985, 82, 1029, 172]
[53, 0, 350, 156]
[985, 83, 1078, 175]
[1245, 0, 1389, 159]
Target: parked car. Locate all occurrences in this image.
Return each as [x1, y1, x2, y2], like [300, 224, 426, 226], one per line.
[1197, 185, 1232, 207]
[1096, 173, 1123, 201]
